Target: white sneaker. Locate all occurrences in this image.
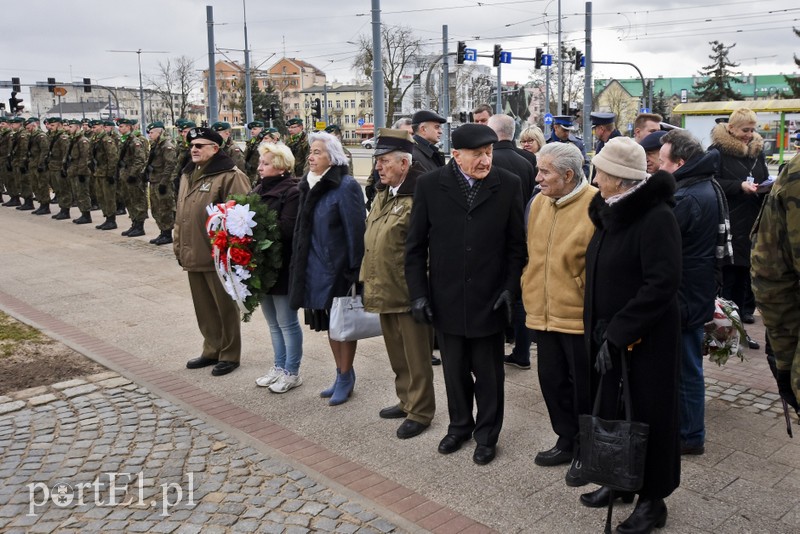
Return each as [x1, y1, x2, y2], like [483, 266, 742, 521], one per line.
[268, 371, 303, 393]
[255, 366, 283, 387]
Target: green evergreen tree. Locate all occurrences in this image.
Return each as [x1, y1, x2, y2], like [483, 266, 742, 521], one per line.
[785, 27, 800, 98]
[652, 89, 670, 121]
[694, 41, 745, 102]
[235, 80, 286, 135]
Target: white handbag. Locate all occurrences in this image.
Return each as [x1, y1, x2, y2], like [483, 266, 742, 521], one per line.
[329, 284, 383, 342]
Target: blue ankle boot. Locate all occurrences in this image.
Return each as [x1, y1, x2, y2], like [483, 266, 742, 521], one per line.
[329, 368, 354, 406]
[320, 368, 340, 398]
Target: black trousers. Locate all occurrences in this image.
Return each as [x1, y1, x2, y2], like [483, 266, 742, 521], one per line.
[535, 330, 591, 451]
[437, 331, 505, 447]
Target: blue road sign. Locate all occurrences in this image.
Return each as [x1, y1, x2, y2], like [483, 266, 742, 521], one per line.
[640, 107, 650, 113]
[543, 113, 553, 125]
[542, 54, 553, 67]
[464, 48, 477, 61]
[357, 118, 365, 126]
[499, 51, 512, 64]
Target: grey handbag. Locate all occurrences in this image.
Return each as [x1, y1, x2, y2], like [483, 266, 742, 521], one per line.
[329, 284, 382, 342]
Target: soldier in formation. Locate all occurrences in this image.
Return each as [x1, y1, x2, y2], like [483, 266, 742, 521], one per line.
[145, 121, 177, 245]
[211, 121, 246, 173]
[25, 117, 49, 214]
[116, 118, 149, 237]
[285, 118, 309, 178]
[90, 119, 120, 230]
[63, 119, 93, 224]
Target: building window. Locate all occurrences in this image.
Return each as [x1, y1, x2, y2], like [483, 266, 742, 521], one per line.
[351, 99, 356, 108]
[344, 100, 349, 109]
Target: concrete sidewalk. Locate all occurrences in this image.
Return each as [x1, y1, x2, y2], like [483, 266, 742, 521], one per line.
[1, 206, 798, 533]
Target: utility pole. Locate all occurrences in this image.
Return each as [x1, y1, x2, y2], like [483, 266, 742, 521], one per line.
[371, 0, 385, 132]
[108, 49, 168, 127]
[557, 0, 563, 116]
[582, 2, 592, 142]
[242, 0, 253, 128]
[442, 25, 451, 154]
[496, 63, 503, 114]
[207, 5, 218, 124]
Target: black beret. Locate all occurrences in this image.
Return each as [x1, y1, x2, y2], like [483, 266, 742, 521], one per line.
[187, 127, 223, 146]
[638, 130, 668, 152]
[451, 123, 498, 150]
[411, 110, 445, 125]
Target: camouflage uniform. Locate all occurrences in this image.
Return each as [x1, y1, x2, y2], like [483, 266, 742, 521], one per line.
[146, 133, 177, 233]
[0, 123, 12, 201]
[92, 131, 120, 220]
[118, 131, 149, 224]
[11, 124, 31, 204]
[751, 152, 800, 406]
[64, 129, 92, 214]
[287, 131, 309, 178]
[222, 137, 246, 173]
[27, 126, 49, 209]
[243, 136, 262, 184]
[47, 125, 72, 216]
[173, 139, 191, 196]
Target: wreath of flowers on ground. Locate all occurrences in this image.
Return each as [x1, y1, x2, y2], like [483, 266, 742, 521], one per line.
[206, 193, 282, 321]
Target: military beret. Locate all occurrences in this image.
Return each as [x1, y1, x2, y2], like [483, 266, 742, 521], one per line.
[175, 119, 187, 128]
[590, 112, 616, 126]
[210, 121, 231, 131]
[67, 119, 82, 125]
[265, 127, 278, 134]
[247, 120, 265, 129]
[25, 117, 41, 124]
[10, 117, 25, 123]
[187, 127, 223, 146]
[102, 119, 116, 126]
[48, 117, 63, 123]
[638, 130, 668, 152]
[714, 117, 729, 124]
[147, 121, 165, 132]
[374, 128, 414, 156]
[88, 119, 102, 127]
[117, 118, 138, 126]
[286, 118, 303, 127]
[553, 115, 576, 129]
[181, 121, 197, 129]
[0, 116, 9, 123]
[411, 110, 445, 125]
[452, 123, 498, 150]
[80, 118, 90, 124]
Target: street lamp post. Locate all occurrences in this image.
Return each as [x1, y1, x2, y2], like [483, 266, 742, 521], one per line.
[108, 49, 169, 126]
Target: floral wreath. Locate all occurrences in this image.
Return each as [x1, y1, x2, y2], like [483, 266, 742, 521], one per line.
[206, 193, 283, 321]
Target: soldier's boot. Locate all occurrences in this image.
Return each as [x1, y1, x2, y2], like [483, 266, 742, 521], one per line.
[115, 202, 127, 216]
[52, 207, 71, 220]
[126, 220, 146, 238]
[152, 229, 173, 246]
[16, 197, 35, 211]
[3, 196, 21, 207]
[96, 216, 117, 230]
[33, 203, 51, 215]
[72, 211, 92, 225]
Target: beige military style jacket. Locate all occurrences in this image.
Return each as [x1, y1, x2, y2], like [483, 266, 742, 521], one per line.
[174, 151, 250, 272]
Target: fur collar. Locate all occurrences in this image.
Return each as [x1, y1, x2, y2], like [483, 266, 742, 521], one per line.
[709, 123, 764, 158]
[589, 170, 676, 232]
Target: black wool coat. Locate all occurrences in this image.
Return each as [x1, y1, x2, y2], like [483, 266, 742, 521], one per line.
[492, 140, 537, 203]
[412, 134, 446, 173]
[584, 170, 682, 499]
[405, 160, 526, 338]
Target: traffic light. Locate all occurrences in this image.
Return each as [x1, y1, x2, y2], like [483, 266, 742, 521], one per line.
[574, 50, 584, 70]
[535, 48, 543, 70]
[83, 78, 92, 93]
[459, 111, 467, 123]
[270, 104, 278, 121]
[311, 98, 321, 120]
[493, 44, 502, 67]
[47, 77, 56, 93]
[8, 92, 22, 113]
[11, 77, 20, 93]
[457, 41, 466, 65]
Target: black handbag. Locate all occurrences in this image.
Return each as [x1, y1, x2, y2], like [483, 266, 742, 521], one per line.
[578, 351, 649, 492]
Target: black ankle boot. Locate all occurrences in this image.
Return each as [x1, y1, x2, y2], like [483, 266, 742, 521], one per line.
[52, 208, 71, 220]
[579, 486, 635, 508]
[73, 211, 92, 224]
[616, 497, 667, 534]
[16, 197, 35, 211]
[151, 229, 172, 245]
[126, 221, 146, 237]
[96, 216, 117, 230]
[4, 196, 21, 207]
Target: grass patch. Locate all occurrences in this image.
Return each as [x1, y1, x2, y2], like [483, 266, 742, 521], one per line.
[0, 311, 50, 357]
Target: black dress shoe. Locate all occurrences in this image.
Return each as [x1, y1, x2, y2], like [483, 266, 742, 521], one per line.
[741, 313, 755, 324]
[579, 486, 635, 508]
[396, 419, 429, 439]
[438, 434, 469, 454]
[565, 458, 588, 487]
[473, 445, 496, 465]
[680, 442, 705, 455]
[379, 405, 407, 419]
[186, 356, 219, 369]
[431, 356, 442, 366]
[616, 497, 667, 534]
[211, 361, 240, 376]
[746, 334, 760, 350]
[534, 445, 572, 466]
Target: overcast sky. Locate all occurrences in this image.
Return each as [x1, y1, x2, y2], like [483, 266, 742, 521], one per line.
[3, 0, 798, 105]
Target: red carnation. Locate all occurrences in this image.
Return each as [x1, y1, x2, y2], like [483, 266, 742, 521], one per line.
[229, 247, 253, 266]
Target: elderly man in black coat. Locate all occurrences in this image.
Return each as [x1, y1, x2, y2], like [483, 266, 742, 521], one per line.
[487, 113, 537, 202]
[405, 124, 526, 465]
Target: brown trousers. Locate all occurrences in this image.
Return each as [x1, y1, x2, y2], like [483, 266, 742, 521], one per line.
[188, 271, 242, 362]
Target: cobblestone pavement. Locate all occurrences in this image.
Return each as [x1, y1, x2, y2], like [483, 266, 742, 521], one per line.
[0, 373, 405, 534]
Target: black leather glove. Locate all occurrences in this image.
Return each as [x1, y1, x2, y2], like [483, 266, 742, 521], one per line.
[410, 297, 433, 324]
[492, 290, 513, 325]
[595, 340, 614, 375]
[126, 175, 136, 184]
[106, 176, 115, 185]
[158, 184, 168, 195]
[777, 370, 800, 413]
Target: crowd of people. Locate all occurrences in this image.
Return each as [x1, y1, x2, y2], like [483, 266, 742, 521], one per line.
[3, 103, 798, 534]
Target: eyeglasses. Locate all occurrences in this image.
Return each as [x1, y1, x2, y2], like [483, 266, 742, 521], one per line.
[190, 143, 216, 149]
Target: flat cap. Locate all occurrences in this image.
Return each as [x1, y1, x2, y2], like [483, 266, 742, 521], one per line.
[590, 112, 616, 126]
[452, 123, 498, 150]
[187, 127, 223, 146]
[247, 120, 264, 129]
[146, 121, 165, 132]
[638, 130, 668, 152]
[210, 121, 231, 131]
[286, 118, 303, 127]
[412, 110, 446, 126]
[374, 128, 414, 156]
[553, 115, 576, 129]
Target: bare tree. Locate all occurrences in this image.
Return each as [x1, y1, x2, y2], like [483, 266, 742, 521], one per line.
[528, 46, 585, 116]
[352, 24, 422, 125]
[148, 56, 201, 124]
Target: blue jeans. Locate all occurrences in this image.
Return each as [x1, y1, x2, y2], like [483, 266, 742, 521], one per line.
[679, 327, 705, 446]
[260, 294, 303, 374]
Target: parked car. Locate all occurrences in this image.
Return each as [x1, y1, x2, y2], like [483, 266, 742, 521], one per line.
[361, 137, 376, 149]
